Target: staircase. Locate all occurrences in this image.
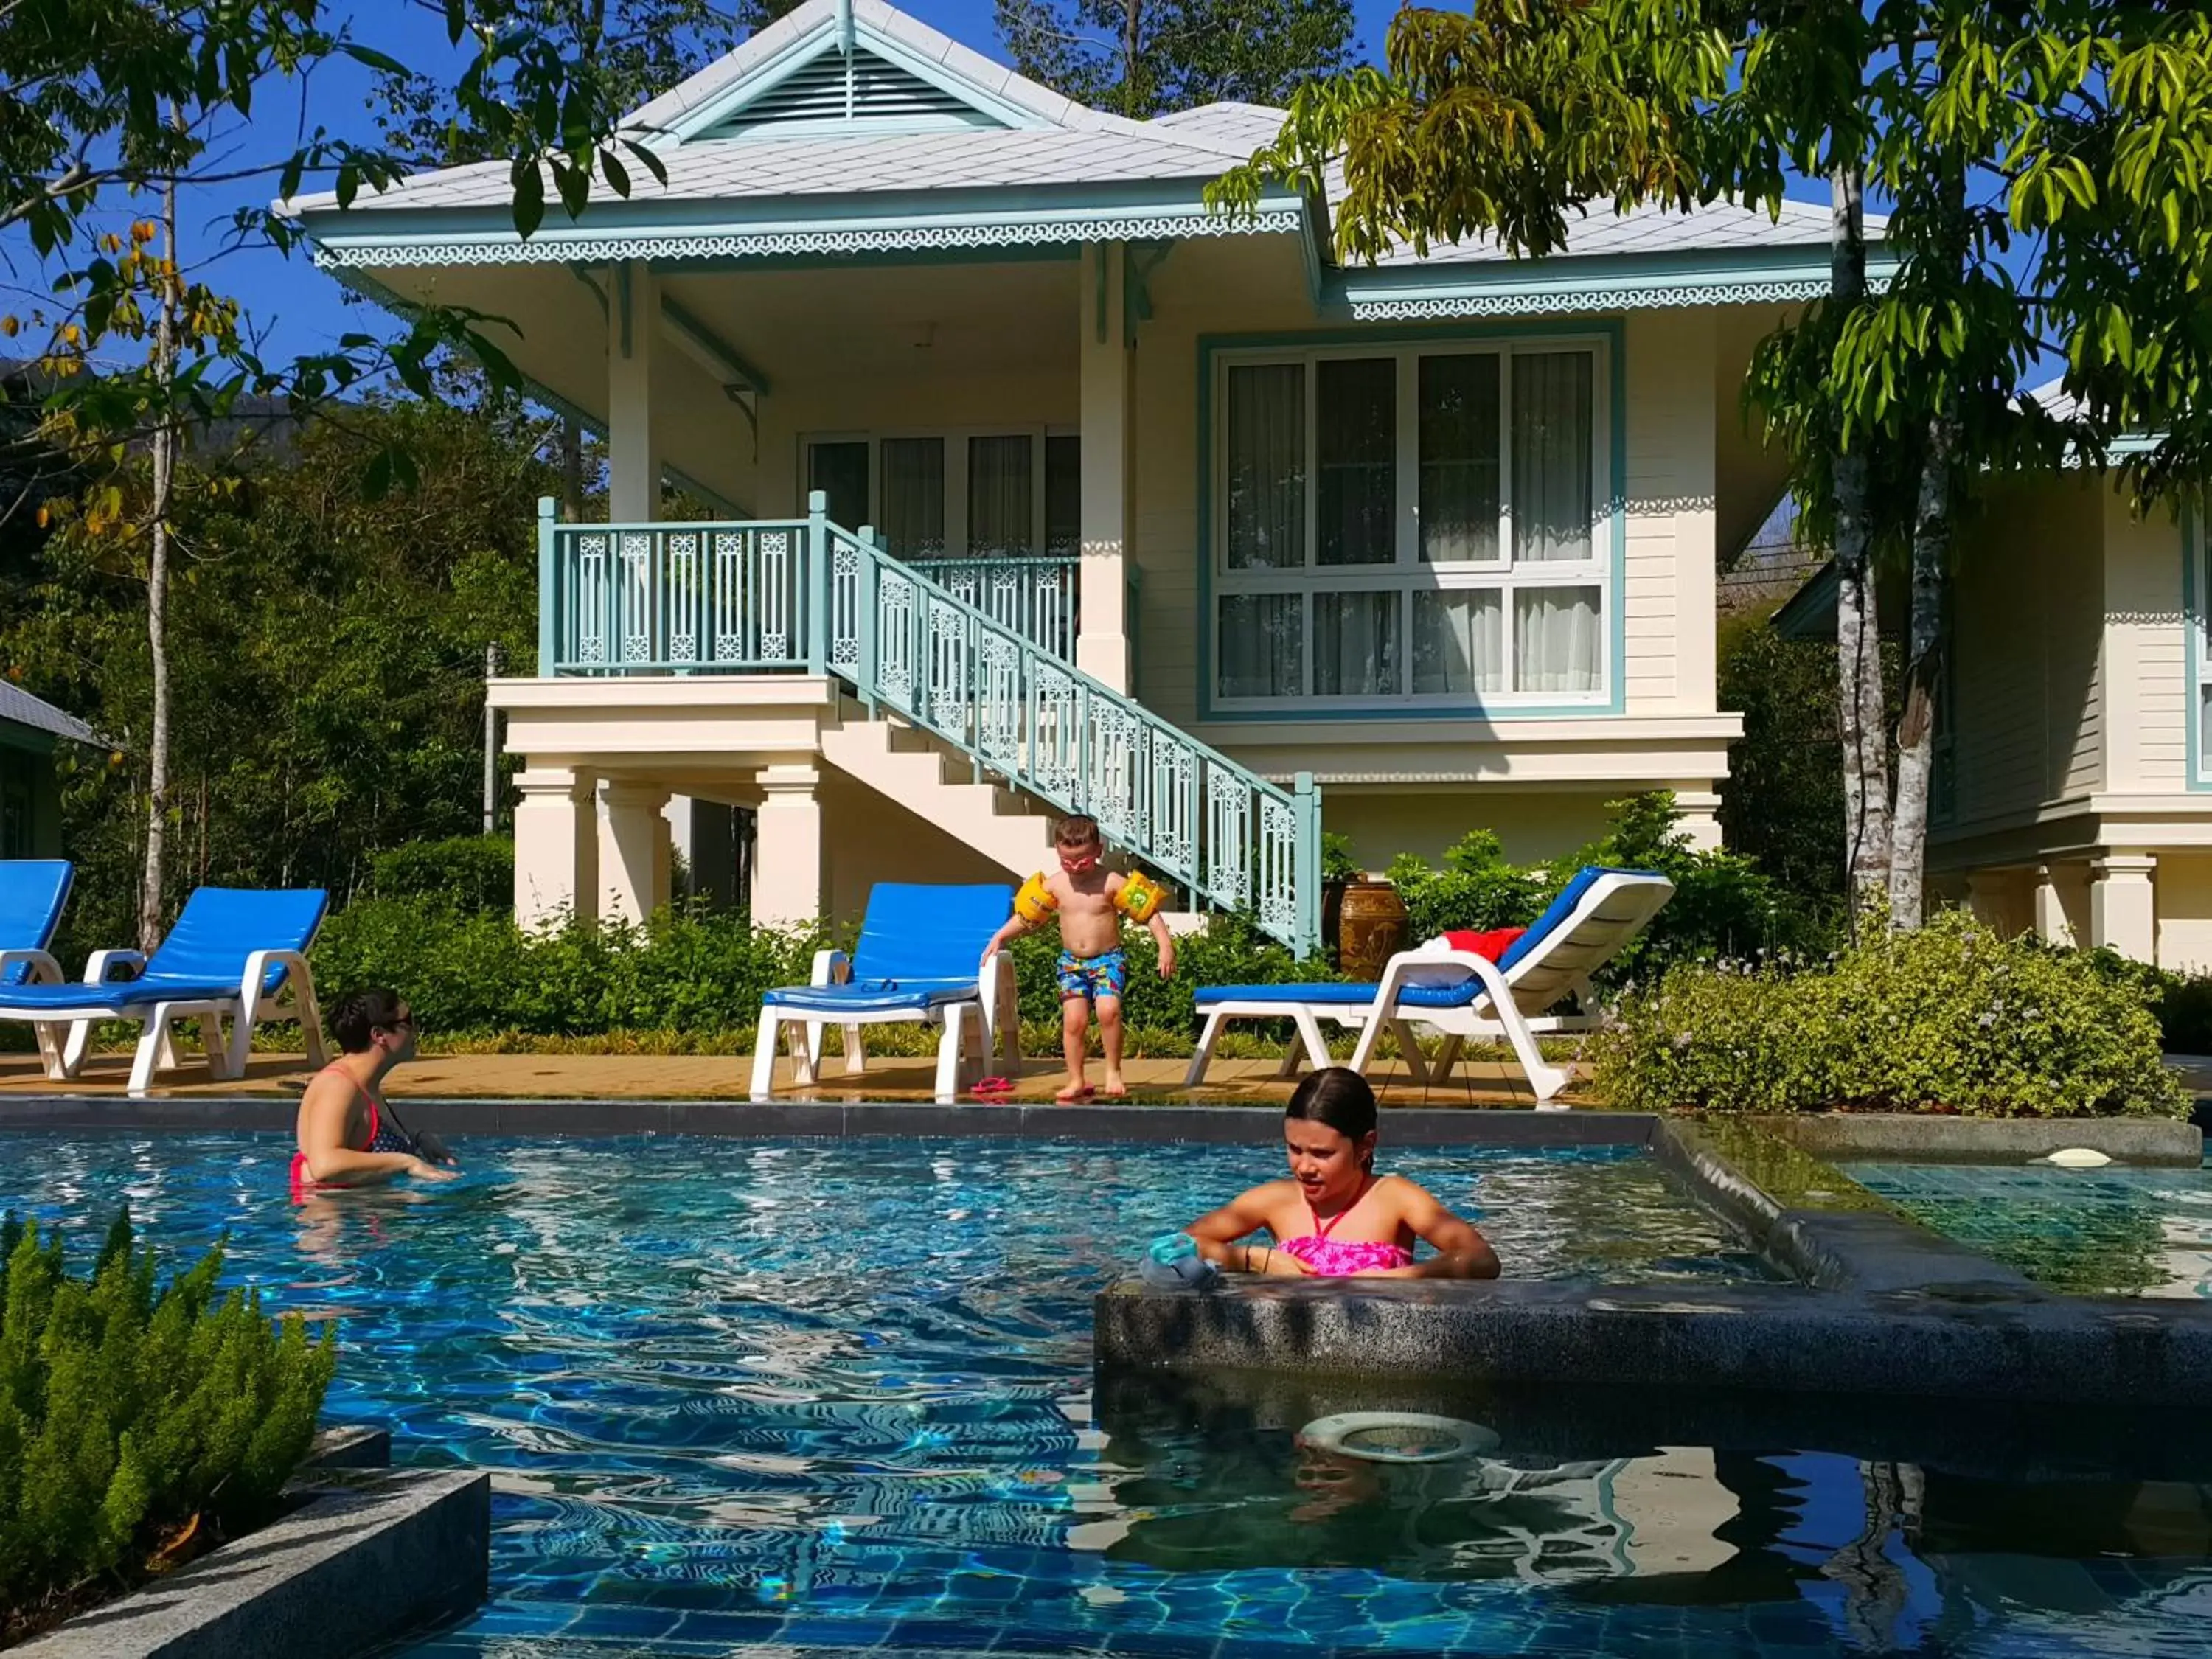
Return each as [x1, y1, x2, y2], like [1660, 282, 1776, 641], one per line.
[537, 495, 1323, 955]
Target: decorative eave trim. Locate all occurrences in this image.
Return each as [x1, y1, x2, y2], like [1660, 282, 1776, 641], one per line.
[1326, 248, 1901, 321]
[307, 205, 1303, 270]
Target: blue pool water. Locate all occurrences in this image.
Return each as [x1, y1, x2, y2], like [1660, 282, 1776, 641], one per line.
[3, 1131, 2210, 1659]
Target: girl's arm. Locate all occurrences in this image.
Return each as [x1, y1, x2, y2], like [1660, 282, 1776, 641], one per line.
[297, 1083, 452, 1186]
[1184, 1186, 1309, 1276]
[1365, 1180, 1499, 1280]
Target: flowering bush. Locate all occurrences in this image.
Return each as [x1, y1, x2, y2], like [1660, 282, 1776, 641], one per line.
[1589, 910, 2190, 1119]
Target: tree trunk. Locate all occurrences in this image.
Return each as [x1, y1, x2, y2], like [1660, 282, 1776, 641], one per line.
[1829, 164, 1891, 922]
[139, 151, 180, 953]
[1121, 0, 1144, 116]
[1888, 417, 1955, 929]
[560, 417, 585, 518]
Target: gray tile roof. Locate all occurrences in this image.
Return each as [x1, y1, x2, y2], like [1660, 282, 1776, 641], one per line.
[288, 0, 1876, 268]
[0, 681, 94, 745]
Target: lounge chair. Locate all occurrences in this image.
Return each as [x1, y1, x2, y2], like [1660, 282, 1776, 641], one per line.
[0, 860, 74, 1073]
[749, 882, 1018, 1105]
[0, 886, 329, 1096]
[1185, 867, 1674, 1107]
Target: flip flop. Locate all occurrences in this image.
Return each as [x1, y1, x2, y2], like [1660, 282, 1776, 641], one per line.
[971, 1077, 1017, 1098]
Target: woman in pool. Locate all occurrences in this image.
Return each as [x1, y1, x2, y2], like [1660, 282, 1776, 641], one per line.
[1181, 1068, 1499, 1279]
[292, 988, 459, 1192]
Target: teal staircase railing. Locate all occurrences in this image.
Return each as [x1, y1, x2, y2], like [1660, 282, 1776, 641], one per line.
[538, 495, 1322, 955]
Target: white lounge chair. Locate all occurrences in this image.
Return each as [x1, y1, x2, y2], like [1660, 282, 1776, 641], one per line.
[1185, 867, 1674, 1107]
[750, 882, 1018, 1105]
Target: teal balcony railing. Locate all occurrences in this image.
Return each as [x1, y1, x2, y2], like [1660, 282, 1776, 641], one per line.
[535, 495, 1322, 955]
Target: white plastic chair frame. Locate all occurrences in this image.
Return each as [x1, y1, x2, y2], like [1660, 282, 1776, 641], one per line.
[0, 947, 327, 1097]
[1184, 872, 1674, 1109]
[748, 946, 1020, 1105]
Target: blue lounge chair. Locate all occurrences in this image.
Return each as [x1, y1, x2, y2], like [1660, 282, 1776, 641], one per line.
[0, 886, 329, 1096]
[1186, 868, 1674, 1107]
[750, 883, 1017, 1105]
[1, 860, 74, 1072]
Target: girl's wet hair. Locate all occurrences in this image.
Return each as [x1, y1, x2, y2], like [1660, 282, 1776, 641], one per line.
[1284, 1067, 1379, 1164]
[330, 987, 407, 1054]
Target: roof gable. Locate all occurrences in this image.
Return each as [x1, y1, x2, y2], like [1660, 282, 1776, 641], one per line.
[631, 0, 1104, 145]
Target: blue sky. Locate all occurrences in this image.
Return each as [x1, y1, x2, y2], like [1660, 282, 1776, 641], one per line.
[10, 0, 1405, 369]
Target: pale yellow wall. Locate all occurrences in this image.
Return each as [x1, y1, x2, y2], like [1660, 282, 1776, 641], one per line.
[1622, 310, 1717, 714]
[1950, 479, 2107, 823]
[2157, 854, 2212, 973]
[1324, 788, 1617, 872]
[819, 766, 1013, 929]
[2101, 490, 2190, 793]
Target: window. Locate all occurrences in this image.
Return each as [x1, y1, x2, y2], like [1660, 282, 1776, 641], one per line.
[1212, 338, 1610, 709]
[803, 431, 1079, 561]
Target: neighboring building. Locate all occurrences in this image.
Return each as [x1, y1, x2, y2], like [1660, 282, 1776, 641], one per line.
[285, 0, 1882, 950]
[0, 681, 93, 858]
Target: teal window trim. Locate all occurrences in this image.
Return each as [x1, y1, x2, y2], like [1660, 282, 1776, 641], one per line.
[1195, 318, 1629, 723]
[2187, 500, 2208, 791]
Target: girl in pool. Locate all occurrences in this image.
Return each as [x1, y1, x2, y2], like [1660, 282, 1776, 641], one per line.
[292, 988, 459, 1193]
[1181, 1068, 1499, 1279]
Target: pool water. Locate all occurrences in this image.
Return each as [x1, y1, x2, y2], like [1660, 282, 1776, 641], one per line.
[1845, 1160, 2212, 1297]
[4, 1132, 2212, 1658]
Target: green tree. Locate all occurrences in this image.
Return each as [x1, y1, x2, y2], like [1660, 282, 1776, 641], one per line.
[995, 0, 1357, 118]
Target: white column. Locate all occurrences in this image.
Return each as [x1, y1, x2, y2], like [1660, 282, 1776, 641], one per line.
[1673, 790, 1723, 852]
[512, 768, 598, 931]
[1077, 241, 1132, 692]
[2032, 863, 2074, 947]
[753, 764, 824, 929]
[2090, 852, 2159, 962]
[608, 260, 660, 523]
[599, 781, 672, 925]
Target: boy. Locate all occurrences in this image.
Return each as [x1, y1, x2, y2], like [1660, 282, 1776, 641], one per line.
[981, 815, 1175, 1101]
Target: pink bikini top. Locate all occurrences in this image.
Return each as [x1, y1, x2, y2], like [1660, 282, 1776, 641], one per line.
[1278, 1178, 1414, 1276]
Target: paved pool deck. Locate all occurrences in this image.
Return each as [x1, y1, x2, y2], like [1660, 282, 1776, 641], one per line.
[0, 1048, 1587, 1109]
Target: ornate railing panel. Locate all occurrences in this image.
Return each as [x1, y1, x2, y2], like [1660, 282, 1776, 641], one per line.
[535, 495, 1321, 954]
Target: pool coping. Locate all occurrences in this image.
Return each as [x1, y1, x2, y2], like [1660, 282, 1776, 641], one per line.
[15, 1463, 488, 1659]
[1754, 1111, 2204, 1167]
[0, 1094, 1660, 1145]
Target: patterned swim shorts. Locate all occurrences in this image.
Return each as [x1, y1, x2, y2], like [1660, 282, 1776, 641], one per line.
[1057, 948, 1129, 1003]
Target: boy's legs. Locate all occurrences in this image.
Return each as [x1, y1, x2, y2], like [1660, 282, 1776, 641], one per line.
[1098, 995, 1126, 1096]
[1057, 993, 1092, 1100]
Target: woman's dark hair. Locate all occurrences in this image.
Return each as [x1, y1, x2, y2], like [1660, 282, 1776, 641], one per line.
[329, 988, 408, 1054]
[1285, 1068, 1379, 1166]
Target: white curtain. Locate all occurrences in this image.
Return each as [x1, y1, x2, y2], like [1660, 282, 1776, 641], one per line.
[880, 437, 944, 560]
[1314, 591, 1398, 695]
[1515, 586, 1602, 692]
[1419, 354, 1500, 563]
[968, 435, 1032, 557]
[1226, 363, 1304, 570]
[1316, 358, 1394, 566]
[1412, 590, 1503, 695]
[1219, 594, 1302, 698]
[1512, 352, 1593, 563]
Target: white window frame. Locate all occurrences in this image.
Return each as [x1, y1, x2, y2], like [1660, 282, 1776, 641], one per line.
[1209, 334, 1613, 712]
[2196, 513, 2212, 785]
[801, 426, 1078, 560]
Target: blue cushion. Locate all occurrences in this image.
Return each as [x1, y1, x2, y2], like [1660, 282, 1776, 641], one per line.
[765, 978, 979, 1015]
[0, 977, 251, 1012]
[143, 887, 328, 995]
[0, 860, 71, 988]
[1194, 980, 1482, 1011]
[849, 883, 1012, 984]
[1496, 867, 1661, 970]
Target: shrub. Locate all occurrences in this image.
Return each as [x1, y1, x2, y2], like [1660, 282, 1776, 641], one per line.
[1384, 793, 1834, 987]
[367, 835, 515, 916]
[1590, 910, 2191, 1119]
[0, 1212, 335, 1635]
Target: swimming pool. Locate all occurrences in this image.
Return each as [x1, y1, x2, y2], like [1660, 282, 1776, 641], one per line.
[4, 1131, 2210, 1659]
[1846, 1159, 2212, 1297]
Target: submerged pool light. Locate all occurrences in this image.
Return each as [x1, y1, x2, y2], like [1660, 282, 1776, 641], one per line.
[1299, 1412, 1500, 1464]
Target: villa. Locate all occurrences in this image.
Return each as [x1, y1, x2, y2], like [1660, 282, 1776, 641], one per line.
[287, 0, 1882, 953]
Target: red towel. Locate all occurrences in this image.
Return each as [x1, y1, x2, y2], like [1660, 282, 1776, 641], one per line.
[1439, 927, 1526, 961]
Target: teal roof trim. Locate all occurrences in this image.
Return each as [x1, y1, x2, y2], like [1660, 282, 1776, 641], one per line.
[1326, 244, 1901, 321]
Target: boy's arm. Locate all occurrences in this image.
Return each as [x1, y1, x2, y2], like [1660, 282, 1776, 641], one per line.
[979, 916, 1029, 967]
[1147, 912, 1176, 977]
